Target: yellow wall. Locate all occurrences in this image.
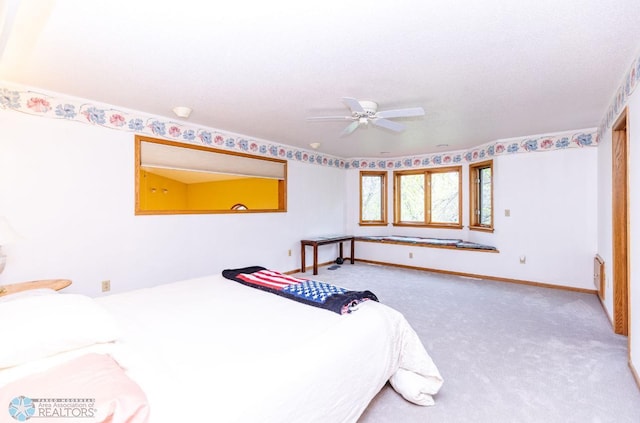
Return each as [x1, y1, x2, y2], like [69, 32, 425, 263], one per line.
[140, 171, 280, 211]
[187, 177, 279, 210]
[139, 170, 188, 210]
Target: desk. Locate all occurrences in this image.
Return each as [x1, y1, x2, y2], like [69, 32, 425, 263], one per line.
[300, 235, 355, 275]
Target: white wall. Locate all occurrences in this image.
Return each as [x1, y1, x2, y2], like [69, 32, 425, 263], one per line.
[346, 147, 598, 289]
[0, 111, 347, 296]
[596, 119, 614, 319]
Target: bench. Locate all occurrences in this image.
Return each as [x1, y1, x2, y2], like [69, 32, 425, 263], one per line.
[356, 235, 498, 252]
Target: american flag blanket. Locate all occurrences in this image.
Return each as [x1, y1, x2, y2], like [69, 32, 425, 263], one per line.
[222, 266, 378, 315]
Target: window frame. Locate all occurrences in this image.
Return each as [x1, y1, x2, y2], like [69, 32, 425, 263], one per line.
[393, 166, 463, 229]
[135, 135, 287, 215]
[359, 170, 388, 226]
[469, 159, 494, 232]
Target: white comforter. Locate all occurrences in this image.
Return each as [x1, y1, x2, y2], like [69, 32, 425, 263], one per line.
[95, 274, 443, 423]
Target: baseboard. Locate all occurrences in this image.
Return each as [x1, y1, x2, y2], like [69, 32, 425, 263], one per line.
[630, 360, 640, 392]
[356, 258, 598, 295]
[285, 259, 341, 275]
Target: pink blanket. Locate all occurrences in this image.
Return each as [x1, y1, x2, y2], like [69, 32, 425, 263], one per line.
[0, 353, 149, 423]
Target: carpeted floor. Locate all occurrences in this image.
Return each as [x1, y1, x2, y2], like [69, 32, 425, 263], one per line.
[297, 262, 640, 423]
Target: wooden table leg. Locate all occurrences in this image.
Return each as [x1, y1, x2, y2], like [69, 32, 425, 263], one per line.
[301, 243, 306, 273]
[350, 238, 355, 264]
[313, 245, 318, 275]
[339, 242, 344, 260]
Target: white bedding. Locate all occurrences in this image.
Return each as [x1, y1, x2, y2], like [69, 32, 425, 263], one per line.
[93, 273, 442, 422]
[0, 273, 441, 422]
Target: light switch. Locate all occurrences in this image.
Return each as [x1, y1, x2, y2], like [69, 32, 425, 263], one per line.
[505, 209, 511, 217]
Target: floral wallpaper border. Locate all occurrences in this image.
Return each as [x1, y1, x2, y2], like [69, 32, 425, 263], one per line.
[0, 81, 596, 171]
[597, 49, 640, 141]
[346, 129, 595, 170]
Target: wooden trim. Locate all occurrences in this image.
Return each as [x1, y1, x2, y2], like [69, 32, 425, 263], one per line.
[393, 222, 464, 230]
[0, 279, 72, 296]
[134, 135, 288, 215]
[469, 161, 478, 227]
[393, 166, 462, 226]
[359, 170, 388, 225]
[630, 360, 640, 392]
[136, 135, 288, 164]
[136, 208, 287, 215]
[284, 260, 339, 275]
[278, 164, 287, 210]
[356, 237, 499, 253]
[612, 108, 629, 336]
[135, 135, 142, 212]
[355, 258, 596, 294]
[469, 225, 495, 233]
[469, 160, 494, 230]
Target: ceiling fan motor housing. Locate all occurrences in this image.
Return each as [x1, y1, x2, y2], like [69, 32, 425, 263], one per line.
[354, 100, 378, 118]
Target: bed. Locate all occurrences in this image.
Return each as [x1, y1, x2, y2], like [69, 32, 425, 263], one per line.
[0, 272, 443, 422]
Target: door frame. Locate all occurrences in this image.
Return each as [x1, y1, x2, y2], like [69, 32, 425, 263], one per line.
[612, 107, 629, 336]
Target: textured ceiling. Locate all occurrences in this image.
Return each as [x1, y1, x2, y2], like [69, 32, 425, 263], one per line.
[1, 0, 639, 158]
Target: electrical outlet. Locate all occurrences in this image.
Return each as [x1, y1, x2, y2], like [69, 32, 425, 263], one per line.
[288, 249, 292, 257]
[409, 252, 413, 259]
[101, 280, 111, 292]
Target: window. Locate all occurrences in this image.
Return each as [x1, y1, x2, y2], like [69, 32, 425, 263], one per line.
[394, 166, 462, 228]
[135, 136, 287, 215]
[469, 160, 493, 231]
[359, 171, 387, 225]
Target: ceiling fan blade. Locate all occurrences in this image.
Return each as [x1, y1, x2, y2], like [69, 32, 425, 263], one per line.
[372, 118, 405, 132]
[306, 116, 353, 121]
[340, 120, 360, 137]
[376, 107, 425, 119]
[342, 97, 365, 113]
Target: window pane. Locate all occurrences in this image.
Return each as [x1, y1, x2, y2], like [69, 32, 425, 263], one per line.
[479, 167, 492, 225]
[430, 171, 459, 223]
[400, 174, 424, 222]
[361, 175, 382, 221]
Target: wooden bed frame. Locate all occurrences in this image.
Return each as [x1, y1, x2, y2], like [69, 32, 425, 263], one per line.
[0, 279, 72, 297]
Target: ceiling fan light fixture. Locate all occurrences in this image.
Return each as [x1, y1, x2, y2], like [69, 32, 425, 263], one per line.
[172, 106, 192, 119]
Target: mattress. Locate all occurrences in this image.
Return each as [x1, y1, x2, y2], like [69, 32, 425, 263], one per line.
[96, 274, 442, 422]
[0, 273, 442, 422]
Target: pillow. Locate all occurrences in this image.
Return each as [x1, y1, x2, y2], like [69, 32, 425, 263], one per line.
[0, 288, 58, 303]
[0, 353, 150, 423]
[0, 294, 120, 368]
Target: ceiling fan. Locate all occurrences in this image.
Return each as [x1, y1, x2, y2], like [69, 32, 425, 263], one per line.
[306, 97, 425, 137]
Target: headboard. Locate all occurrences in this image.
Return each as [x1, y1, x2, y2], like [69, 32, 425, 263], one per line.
[0, 279, 72, 297]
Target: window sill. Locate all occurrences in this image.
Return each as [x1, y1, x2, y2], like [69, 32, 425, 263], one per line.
[359, 222, 389, 226]
[393, 223, 463, 230]
[469, 225, 495, 233]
